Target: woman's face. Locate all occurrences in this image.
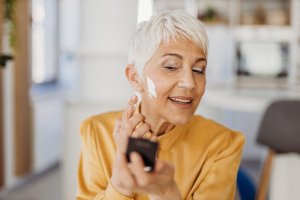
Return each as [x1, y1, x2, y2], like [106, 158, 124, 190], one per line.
[140, 37, 207, 126]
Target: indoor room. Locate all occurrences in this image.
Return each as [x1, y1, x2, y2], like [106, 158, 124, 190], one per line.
[0, 0, 299, 200]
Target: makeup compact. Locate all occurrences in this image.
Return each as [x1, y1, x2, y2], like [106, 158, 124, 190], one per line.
[126, 137, 158, 172]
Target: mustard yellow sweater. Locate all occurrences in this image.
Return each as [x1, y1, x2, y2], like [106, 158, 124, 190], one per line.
[76, 103, 245, 200]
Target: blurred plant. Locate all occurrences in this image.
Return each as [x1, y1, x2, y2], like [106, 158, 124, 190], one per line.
[4, 0, 17, 51]
[204, 6, 217, 23]
[198, 5, 218, 24]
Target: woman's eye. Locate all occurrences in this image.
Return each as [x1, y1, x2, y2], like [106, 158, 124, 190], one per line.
[165, 66, 177, 70]
[192, 69, 204, 74]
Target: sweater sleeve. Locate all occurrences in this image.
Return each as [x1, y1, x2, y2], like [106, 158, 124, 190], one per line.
[190, 131, 245, 200]
[76, 117, 136, 200]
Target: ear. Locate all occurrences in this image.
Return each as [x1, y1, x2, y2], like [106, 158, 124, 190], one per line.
[126, 65, 144, 92]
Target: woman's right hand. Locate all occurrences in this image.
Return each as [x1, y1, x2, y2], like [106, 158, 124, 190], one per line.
[112, 93, 156, 153]
[111, 93, 158, 196]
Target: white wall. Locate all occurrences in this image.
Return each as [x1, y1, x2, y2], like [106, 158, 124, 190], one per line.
[62, 0, 138, 199]
[2, 61, 18, 192]
[59, 0, 81, 93]
[78, 0, 138, 103]
[31, 94, 64, 172]
[79, 55, 133, 104]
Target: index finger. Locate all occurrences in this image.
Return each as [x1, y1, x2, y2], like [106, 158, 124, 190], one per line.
[121, 93, 138, 126]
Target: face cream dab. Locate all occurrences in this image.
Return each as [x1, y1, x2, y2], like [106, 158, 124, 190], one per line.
[146, 76, 157, 99]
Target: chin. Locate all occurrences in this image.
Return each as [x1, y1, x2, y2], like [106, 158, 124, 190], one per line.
[170, 115, 193, 126]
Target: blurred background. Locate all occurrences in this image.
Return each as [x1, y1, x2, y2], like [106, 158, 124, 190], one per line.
[0, 0, 299, 199]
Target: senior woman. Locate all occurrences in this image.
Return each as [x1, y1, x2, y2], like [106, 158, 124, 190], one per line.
[76, 10, 245, 200]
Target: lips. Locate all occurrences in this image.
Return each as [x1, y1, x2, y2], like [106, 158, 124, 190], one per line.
[169, 96, 193, 102]
[168, 96, 193, 109]
[168, 97, 191, 104]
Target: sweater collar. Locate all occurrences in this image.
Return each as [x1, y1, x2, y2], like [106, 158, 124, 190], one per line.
[134, 101, 184, 151]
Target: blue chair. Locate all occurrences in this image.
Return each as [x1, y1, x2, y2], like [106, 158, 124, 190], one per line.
[237, 167, 256, 200]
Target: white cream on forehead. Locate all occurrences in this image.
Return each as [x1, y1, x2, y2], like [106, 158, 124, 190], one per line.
[146, 76, 157, 99]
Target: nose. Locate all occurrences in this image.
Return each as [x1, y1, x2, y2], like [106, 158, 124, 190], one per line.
[177, 69, 196, 89]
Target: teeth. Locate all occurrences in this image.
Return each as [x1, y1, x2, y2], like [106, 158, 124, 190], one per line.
[169, 97, 191, 104]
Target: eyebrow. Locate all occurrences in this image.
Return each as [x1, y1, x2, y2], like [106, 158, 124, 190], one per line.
[163, 53, 183, 59]
[163, 53, 207, 63]
[195, 58, 207, 63]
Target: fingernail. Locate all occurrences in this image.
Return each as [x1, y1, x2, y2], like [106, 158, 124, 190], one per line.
[143, 166, 152, 172]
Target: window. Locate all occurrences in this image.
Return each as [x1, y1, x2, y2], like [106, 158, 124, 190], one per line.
[31, 0, 58, 84]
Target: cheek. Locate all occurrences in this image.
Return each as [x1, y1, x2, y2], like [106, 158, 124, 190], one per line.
[144, 69, 180, 100]
[153, 78, 176, 99]
[195, 80, 206, 97]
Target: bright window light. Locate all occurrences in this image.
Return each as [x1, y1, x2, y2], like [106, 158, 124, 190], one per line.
[31, 0, 58, 84]
[137, 0, 154, 24]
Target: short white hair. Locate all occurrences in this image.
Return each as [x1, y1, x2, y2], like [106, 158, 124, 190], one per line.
[128, 9, 209, 79]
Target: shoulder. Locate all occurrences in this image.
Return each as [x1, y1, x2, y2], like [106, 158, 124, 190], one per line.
[79, 110, 124, 138]
[188, 115, 245, 152]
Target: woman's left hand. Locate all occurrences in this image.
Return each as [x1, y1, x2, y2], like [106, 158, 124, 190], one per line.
[112, 151, 182, 200]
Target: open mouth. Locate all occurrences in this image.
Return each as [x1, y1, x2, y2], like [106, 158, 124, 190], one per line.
[168, 96, 193, 109]
[168, 97, 192, 104]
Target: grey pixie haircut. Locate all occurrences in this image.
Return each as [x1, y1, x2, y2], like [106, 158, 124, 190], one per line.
[128, 9, 209, 79]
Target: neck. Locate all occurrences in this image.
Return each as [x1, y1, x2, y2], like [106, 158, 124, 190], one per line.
[140, 103, 175, 136]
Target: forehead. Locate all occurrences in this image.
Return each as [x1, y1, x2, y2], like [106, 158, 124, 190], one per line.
[157, 37, 205, 58]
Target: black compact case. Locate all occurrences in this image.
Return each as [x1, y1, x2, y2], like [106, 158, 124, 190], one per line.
[126, 137, 158, 171]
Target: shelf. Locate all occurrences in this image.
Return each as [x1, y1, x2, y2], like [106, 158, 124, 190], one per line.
[60, 48, 127, 59]
[234, 25, 296, 42]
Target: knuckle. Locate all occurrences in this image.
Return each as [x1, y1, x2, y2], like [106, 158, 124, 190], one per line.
[140, 114, 146, 120]
[124, 122, 132, 129]
[114, 120, 122, 131]
[146, 123, 151, 129]
[133, 131, 142, 138]
[122, 112, 129, 120]
[136, 113, 145, 121]
[141, 124, 150, 132]
[113, 130, 119, 136]
[131, 132, 138, 138]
